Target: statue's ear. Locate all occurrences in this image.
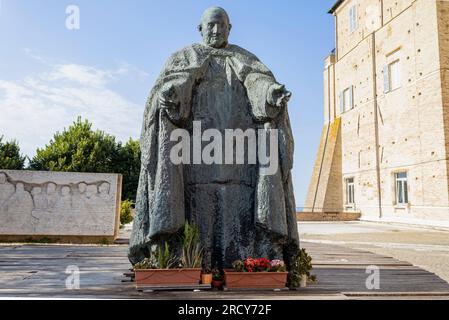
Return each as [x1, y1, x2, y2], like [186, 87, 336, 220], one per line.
[198, 24, 202, 33]
[229, 24, 232, 31]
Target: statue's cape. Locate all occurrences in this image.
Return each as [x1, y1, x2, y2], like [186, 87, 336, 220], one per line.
[128, 43, 299, 263]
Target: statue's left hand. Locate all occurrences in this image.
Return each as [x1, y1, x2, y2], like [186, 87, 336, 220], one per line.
[159, 83, 180, 110]
[267, 83, 292, 108]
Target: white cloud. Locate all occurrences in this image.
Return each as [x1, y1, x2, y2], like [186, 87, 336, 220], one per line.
[0, 61, 145, 159]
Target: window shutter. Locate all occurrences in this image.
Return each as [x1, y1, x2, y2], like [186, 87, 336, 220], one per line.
[383, 65, 390, 93]
[349, 7, 354, 32]
[339, 91, 344, 114]
[349, 86, 354, 109]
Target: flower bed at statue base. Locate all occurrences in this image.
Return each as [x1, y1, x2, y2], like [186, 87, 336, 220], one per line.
[224, 258, 288, 290]
[134, 269, 201, 287]
[133, 222, 204, 289]
[224, 270, 288, 289]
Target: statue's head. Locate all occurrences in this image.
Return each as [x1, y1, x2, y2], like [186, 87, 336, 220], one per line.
[99, 182, 110, 195]
[78, 182, 87, 194]
[47, 182, 57, 194]
[61, 186, 71, 196]
[198, 7, 231, 49]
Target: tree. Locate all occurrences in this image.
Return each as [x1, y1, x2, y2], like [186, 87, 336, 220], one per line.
[29, 117, 141, 201]
[29, 117, 119, 173]
[114, 138, 141, 202]
[0, 136, 26, 170]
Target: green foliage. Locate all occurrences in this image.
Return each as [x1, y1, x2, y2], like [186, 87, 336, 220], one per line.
[133, 222, 204, 270]
[114, 139, 141, 201]
[29, 117, 119, 173]
[134, 257, 156, 270]
[134, 242, 178, 269]
[180, 222, 203, 268]
[212, 268, 223, 281]
[24, 237, 58, 244]
[288, 248, 317, 288]
[0, 136, 26, 170]
[232, 260, 245, 272]
[120, 200, 134, 225]
[156, 242, 178, 269]
[98, 238, 110, 246]
[28, 117, 141, 201]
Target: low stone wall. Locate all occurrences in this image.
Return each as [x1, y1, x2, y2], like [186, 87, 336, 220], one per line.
[0, 170, 122, 243]
[296, 211, 361, 221]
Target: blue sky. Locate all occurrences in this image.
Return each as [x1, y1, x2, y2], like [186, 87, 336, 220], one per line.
[0, 0, 336, 206]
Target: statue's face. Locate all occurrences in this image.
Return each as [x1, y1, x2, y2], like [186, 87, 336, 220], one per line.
[47, 183, 56, 194]
[61, 186, 70, 196]
[99, 182, 110, 194]
[200, 9, 231, 48]
[78, 183, 87, 194]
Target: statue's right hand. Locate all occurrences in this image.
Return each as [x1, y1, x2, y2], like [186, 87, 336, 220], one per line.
[158, 84, 180, 110]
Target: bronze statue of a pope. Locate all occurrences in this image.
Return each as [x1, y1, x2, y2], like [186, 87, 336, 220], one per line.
[129, 7, 299, 270]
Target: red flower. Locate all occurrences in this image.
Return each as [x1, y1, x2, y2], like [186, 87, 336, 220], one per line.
[242, 257, 272, 272]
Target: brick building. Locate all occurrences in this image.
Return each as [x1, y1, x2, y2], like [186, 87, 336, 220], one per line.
[304, 0, 449, 225]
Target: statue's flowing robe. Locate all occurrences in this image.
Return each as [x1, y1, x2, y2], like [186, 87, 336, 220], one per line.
[128, 43, 299, 266]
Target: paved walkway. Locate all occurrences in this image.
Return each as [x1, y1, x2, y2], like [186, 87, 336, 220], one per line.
[300, 221, 449, 284]
[1, 228, 448, 299]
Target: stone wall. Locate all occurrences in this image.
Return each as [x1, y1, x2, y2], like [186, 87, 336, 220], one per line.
[0, 170, 122, 243]
[297, 211, 361, 221]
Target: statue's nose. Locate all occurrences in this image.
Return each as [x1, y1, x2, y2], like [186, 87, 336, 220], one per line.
[212, 24, 219, 33]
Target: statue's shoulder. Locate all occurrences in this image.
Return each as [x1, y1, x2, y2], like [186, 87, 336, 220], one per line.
[162, 44, 202, 69]
[168, 44, 199, 59]
[227, 44, 261, 62]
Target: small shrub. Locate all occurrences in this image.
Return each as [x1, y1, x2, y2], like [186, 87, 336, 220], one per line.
[288, 248, 317, 288]
[212, 268, 223, 281]
[120, 200, 134, 225]
[98, 238, 110, 245]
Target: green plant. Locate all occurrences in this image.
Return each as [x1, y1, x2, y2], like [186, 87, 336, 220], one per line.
[98, 238, 110, 245]
[288, 248, 316, 288]
[28, 117, 141, 201]
[133, 242, 178, 270]
[212, 268, 223, 281]
[134, 257, 156, 270]
[156, 242, 179, 269]
[232, 260, 245, 272]
[120, 200, 134, 225]
[24, 237, 58, 244]
[0, 136, 26, 170]
[180, 222, 203, 268]
[116, 138, 141, 201]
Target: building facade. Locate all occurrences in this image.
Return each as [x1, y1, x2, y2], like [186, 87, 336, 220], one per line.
[305, 0, 449, 224]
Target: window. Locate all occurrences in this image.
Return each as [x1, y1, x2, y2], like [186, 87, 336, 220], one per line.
[349, 5, 358, 33]
[384, 50, 402, 93]
[345, 177, 355, 205]
[340, 86, 354, 113]
[389, 60, 401, 90]
[395, 172, 408, 205]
